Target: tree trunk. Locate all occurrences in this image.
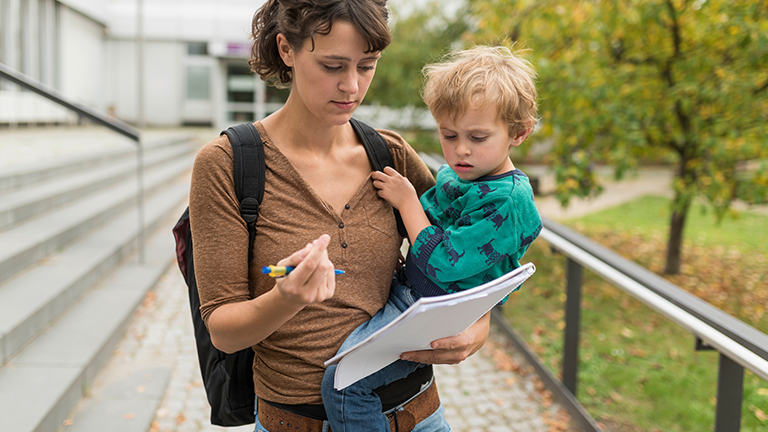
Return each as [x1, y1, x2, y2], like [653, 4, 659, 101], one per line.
[665, 192, 691, 275]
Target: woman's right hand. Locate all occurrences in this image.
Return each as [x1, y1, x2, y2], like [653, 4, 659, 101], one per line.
[273, 234, 336, 307]
[207, 234, 336, 353]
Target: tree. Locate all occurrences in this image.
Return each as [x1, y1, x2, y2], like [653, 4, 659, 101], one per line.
[467, 0, 768, 274]
[366, 2, 469, 108]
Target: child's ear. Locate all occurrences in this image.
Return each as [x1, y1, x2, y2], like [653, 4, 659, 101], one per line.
[510, 128, 532, 147]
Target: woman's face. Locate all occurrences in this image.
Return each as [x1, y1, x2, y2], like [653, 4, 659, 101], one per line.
[278, 21, 381, 126]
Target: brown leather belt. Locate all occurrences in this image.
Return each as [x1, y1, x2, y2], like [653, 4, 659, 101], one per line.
[257, 382, 440, 432]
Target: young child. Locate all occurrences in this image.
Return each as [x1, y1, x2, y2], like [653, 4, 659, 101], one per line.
[321, 45, 543, 432]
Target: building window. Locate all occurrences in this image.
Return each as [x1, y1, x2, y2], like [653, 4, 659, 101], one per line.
[187, 42, 208, 56]
[227, 64, 255, 103]
[186, 65, 210, 100]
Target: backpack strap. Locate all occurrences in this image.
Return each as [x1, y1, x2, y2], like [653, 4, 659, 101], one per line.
[349, 118, 408, 238]
[222, 123, 265, 263]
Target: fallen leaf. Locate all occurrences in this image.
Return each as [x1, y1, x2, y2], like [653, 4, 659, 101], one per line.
[755, 409, 768, 422]
[62, 419, 74, 426]
[757, 388, 768, 396]
[123, 412, 136, 421]
[669, 347, 678, 359]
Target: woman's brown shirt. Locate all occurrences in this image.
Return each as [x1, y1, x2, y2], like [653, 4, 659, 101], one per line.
[189, 122, 435, 404]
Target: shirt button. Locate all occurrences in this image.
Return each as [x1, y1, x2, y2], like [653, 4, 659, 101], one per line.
[339, 223, 345, 229]
[341, 242, 348, 248]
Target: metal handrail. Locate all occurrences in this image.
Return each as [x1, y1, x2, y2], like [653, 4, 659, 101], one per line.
[0, 63, 140, 141]
[418, 152, 768, 431]
[0, 62, 146, 262]
[541, 223, 768, 381]
[543, 219, 768, 363]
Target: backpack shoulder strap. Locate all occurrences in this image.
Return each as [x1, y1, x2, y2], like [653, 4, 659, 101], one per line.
[221, 123, 265, 262]
[349, 118, 407, 238]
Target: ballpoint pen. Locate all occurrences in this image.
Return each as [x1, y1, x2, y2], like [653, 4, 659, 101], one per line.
[261, 265, 345, 278]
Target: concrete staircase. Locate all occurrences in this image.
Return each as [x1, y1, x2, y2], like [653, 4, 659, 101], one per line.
[0, 131, 199, 432]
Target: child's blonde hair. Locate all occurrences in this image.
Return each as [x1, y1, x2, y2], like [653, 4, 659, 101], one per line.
[422, 45, 538, 137]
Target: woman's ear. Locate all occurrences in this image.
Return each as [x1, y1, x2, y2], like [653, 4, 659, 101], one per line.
[276, 34, 294, 67]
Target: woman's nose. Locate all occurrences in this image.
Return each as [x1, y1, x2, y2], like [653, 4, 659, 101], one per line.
[339, 70, 359, 95]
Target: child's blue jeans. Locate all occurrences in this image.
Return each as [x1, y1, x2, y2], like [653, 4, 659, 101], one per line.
[321, 279, 445, 432]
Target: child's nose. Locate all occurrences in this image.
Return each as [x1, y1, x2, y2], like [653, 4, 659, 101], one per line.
[456, 141, 471, 156]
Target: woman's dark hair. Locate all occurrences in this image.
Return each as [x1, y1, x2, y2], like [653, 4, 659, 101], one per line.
[249, 0, 391, 88]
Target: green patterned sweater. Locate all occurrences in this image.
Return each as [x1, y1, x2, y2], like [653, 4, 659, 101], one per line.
[404, 165, 542, 298]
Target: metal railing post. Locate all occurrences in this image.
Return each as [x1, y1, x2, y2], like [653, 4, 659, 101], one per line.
[136, 140, 145, 264]
[714, 354, 744, 432]
[563, 257, 583, 395]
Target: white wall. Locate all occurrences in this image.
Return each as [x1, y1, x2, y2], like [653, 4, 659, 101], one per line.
[58, 5, 108, 111]
[0, 0, 76, 124]
[107, 39, 137, 122]
[143, 42, 183, 126]
[107, 40, 185, 127]
[0, 91, 78, 124]
[57, 0, 108, 24]
[107, 0, 260, 42]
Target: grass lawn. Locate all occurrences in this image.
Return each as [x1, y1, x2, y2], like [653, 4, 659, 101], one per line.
[500, 195, 768, 431]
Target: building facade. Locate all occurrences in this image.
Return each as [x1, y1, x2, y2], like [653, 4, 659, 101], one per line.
[0, 0, 287, 129]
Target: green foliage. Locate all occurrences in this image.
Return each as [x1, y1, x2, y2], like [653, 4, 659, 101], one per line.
[467, 0, 768, 272]
[400, 128, 443, 155]
[366, 2, 470, 107]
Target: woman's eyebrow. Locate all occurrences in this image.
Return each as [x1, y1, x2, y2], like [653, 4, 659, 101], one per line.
[321, 54, 381, 62]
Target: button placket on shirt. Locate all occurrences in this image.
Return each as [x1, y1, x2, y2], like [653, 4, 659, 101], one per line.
[338, 204, 350, 260]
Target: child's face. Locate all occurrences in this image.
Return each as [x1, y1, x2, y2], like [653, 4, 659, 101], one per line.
[436, 103, 528, 181]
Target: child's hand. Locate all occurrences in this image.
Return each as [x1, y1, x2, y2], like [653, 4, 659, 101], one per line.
[371, 167, 418, 210]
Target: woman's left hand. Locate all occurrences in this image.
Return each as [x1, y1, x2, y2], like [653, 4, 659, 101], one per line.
[399, 311, 490, 365]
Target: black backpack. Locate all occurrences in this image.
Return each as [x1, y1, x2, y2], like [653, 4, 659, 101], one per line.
[172, 118, 405, 426]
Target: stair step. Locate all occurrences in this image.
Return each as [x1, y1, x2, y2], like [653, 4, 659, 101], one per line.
[60, 365, 172, 432]
[0, 201, 186, 432]
[0, 144, 193, 231]
[0, 134, 193, 194]
[0, 154, 193, 285]
[0, 175, 190, 365]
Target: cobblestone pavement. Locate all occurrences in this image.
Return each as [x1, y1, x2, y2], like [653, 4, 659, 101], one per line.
[75, 265, 572, 432]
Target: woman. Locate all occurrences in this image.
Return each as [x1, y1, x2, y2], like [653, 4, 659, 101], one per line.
[189, 1, 491, 431]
